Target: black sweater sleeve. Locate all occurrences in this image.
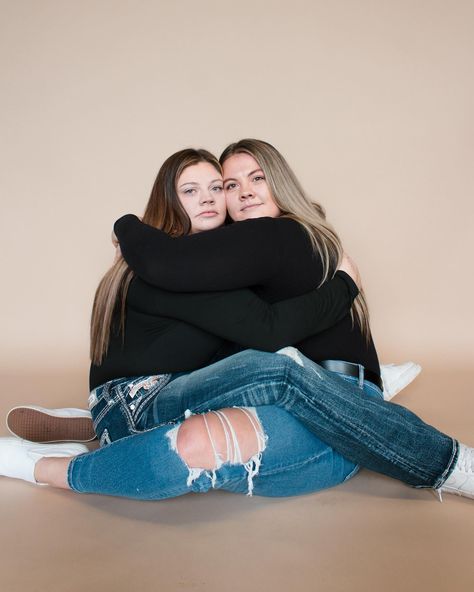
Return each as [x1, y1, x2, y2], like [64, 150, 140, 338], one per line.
[114, 215, 284, 291]
[127, 271, 358, 351]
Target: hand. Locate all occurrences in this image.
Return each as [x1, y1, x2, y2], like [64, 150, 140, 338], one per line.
[337, 252, 361, 289]
[113, 244, 122, 264]
[111, 231, 122, 264]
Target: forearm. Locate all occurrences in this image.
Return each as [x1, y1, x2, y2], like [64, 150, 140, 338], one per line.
[114, 215, 280, 291]
[129, 271, 358, 350]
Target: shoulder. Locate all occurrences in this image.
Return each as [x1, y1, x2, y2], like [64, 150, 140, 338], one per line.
[271, 216, 312, 246]
[179, 217, 294, 245]
[227, 217, 311, 252]
[225, 216, 305, 237]
[272, 216, 306, 233]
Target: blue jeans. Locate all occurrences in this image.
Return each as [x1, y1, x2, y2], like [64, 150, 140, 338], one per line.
[70, 376, 365, 499]
[68, 349, 457, 498]
[69, 403, 361, 499]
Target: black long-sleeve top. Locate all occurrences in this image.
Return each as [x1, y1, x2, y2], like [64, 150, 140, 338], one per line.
[112, 214, 380, 382]
[89, 269, 358, 390]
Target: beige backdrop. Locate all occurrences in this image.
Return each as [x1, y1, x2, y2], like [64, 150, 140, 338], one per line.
[2, 4, 474, 592]
[1, 0, 473, 376]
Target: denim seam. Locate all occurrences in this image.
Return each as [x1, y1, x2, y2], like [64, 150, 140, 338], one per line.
[93, 401, 136, 441]
[67, 456, 80, 492]
[151, 390, 255, 426]
[91, 381, 118, 427]
[285, 384, 438, 485]
[429, 438, 459, 490]
[131, 375, 174, 421]
[117, 383, 138, 432]
[149, 370, 433, 484]
[92, 402, 135, 442]
[93, 377, 175, 440]
[156, 372, 438, 486]
[92, 402, 118, 432]
[133, 390, 162, 421]
[361, 380, 383, 398]
[343, 463, 361, 482]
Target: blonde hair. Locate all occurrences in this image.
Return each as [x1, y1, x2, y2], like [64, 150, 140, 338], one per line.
[220, 139, 370, 338]
[90, 149, 222, 365]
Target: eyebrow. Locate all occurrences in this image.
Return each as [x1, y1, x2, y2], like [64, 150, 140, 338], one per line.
[223, 169, 264, 183]
[178, 179, 223, 189]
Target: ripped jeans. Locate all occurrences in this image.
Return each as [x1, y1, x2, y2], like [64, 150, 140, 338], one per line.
[69, 381, 363, 499]
[68, 349, 457, 499]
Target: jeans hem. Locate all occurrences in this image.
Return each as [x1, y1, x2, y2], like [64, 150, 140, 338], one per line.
[67, 456, 79, 491]
[411, 438, 459, 489]
[431, 438, 459, 490]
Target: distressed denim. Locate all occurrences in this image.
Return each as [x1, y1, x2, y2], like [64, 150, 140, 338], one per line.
[69, 402, 362, 499]
[69, 348, 457, 498]
[71, 374, 366, 499]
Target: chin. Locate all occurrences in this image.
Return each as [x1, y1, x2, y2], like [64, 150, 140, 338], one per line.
[194, 218, 225, 233]
[241, 210, 265, 220]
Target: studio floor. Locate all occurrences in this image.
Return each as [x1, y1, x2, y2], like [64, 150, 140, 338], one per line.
[1, 365, 473, 592]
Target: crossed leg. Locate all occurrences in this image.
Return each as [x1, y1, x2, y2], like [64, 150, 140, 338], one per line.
[34, 407, 265, 490]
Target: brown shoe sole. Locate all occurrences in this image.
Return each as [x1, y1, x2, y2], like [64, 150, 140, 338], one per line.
[7, 408, 96, 443]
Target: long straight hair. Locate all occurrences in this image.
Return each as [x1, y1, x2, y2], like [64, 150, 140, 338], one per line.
[90, 149, 222, 365]
[220, 139, 370, 338]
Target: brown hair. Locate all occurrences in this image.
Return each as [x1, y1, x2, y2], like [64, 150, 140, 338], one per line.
[90, 148, 222, 365]
[220, 139, 370, 338]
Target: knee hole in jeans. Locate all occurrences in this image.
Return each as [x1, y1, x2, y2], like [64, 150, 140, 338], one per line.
[175, 407, 265, 470]
[166, 407, 267, 496]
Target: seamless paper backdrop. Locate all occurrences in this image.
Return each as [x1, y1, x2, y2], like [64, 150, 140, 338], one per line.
[1, 0, 473, 372]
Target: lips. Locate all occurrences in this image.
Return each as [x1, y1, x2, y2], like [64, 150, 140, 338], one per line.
[198, 210, 219, 217]
[241, 203, 262, 212]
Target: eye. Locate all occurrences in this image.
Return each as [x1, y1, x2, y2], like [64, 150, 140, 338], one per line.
[183, 188, 196, 195]
[211, 185, 223, 192]
[253, 175, 265, 182]
[225, 182, 237, 190]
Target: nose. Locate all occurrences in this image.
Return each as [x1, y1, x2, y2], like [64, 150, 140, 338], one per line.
[239, 182, 253, 200]
[199, 191, 215, 205]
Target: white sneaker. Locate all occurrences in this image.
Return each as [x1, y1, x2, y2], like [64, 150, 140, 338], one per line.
[380, 362, 422, 401]
[0, 437, 89, 483]
[439, 443, 474, 499]
[6, 406, 95, 443]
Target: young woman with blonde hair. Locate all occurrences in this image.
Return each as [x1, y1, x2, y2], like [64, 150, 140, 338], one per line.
[1, 142, 472, 502]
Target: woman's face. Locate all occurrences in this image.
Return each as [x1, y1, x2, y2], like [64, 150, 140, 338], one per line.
[176, 162, 227, 233]
[222, 153, 282, 222]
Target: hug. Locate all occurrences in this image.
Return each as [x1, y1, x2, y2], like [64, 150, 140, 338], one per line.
[1, 139, 471, 503]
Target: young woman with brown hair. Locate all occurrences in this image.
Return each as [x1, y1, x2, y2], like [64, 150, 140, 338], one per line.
[1, 141, 471, 502]
[0, 147, 364, 497]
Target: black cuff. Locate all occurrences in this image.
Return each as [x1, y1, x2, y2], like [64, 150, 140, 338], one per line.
[114, 214, 140, 239]
[334, 270, 359, 299]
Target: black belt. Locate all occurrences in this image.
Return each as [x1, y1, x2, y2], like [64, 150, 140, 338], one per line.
[318, 360, 383, 391]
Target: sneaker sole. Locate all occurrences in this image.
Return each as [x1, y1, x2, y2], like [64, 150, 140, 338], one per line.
[7, 407, 96, 443]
